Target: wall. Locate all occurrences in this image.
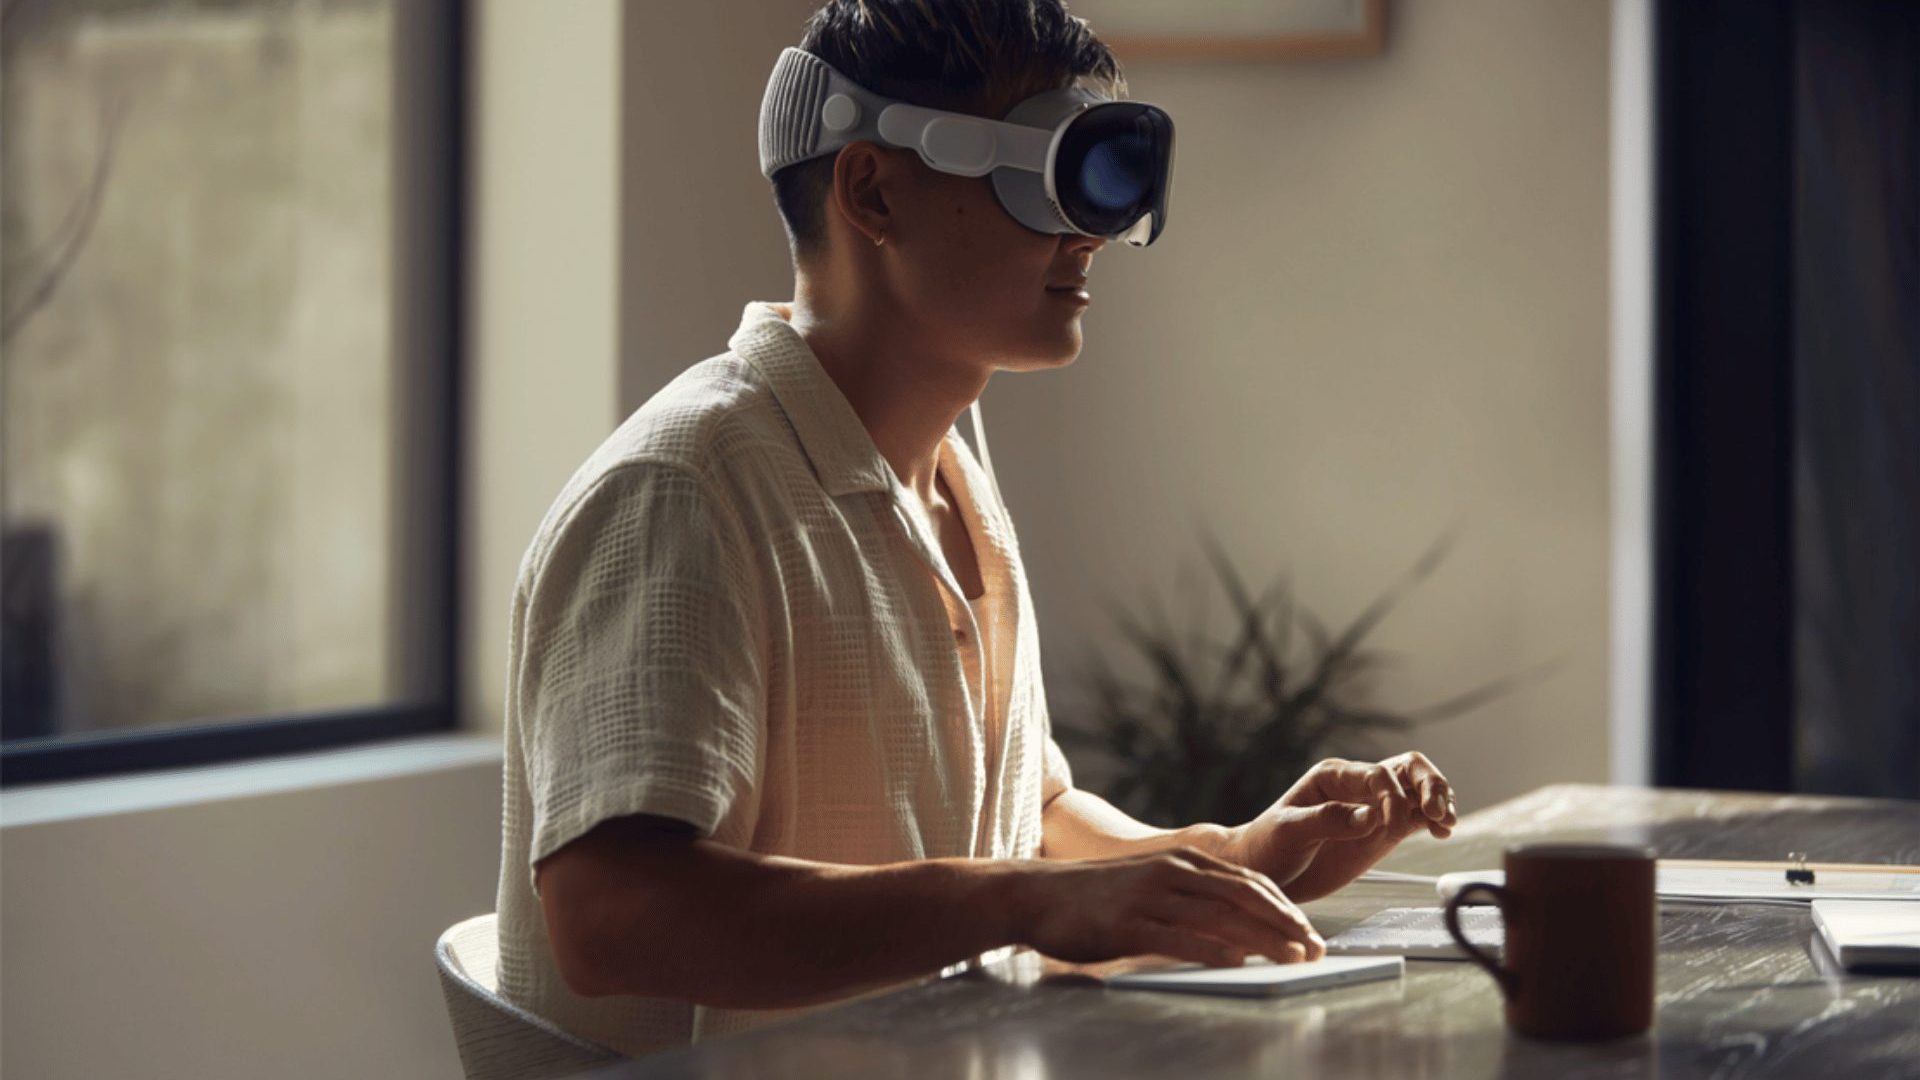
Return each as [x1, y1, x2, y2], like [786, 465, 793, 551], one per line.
[1, 3, 622, 1078]
[0, 738, 502, 1080]
[999, 1, 1612, 813]
[463, 0, 624, 734]
[616, 1, 1614, 813]
[615, 0, 818, 407]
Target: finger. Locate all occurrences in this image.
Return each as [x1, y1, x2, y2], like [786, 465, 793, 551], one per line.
[1152, 894, 1320, 964]
[1279, 801, 1382, 844]
[1408, 766, 1442, 820]
[1311, 759, 1411, 816]
[1294, 758, 1377, 808]
[1426, 820, 1454, 840]
[1364, 761, 1412, 814]
[1175, 870, 1325, 957]
[1244, 942, 1312, 965]
[1131, 921, 1246, 969]
[1268, 941, 1310, 964]
[1164, 847, 1297, 914]
[1163, 861, 1324, 957]
[1393, 753, 1453, 822]
[1167, 849, 1321, 944]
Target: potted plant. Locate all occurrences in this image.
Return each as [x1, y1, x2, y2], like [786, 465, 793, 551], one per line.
[1054, 530, 1548, 828]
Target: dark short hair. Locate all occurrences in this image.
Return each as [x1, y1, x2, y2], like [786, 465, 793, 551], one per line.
[770, 0, 1127, 263]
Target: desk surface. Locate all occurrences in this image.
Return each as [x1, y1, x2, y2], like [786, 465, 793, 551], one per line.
[595, 784, 1920, 1079]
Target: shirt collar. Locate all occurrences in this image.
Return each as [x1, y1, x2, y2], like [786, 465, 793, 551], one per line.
[728, 300, 905, 498]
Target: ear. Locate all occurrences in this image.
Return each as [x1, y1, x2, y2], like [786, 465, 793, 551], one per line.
[828, 140, 895, 247]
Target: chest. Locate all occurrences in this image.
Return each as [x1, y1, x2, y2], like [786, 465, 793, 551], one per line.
[754, 494, 1040, 860]
[927, 481, 986, 603]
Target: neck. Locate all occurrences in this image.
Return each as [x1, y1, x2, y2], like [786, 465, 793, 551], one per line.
[782, 274, 988, 503]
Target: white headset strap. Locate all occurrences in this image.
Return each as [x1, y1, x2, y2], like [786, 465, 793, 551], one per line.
[874, 102, 1055, 178]
[759, 46, 1057, 180]
[968, 397, 1002, 508]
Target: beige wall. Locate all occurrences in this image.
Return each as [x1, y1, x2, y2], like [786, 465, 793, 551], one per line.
[463, 0, 624, 733]
[610, 1, 1613, 813]
[0, 744, 500, 1080]
[993, 0, 1613, 813]
[616, 1, 818, 404]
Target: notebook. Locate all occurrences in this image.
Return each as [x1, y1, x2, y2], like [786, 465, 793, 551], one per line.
[1438, 862, 1920, 905]
[1106, 955, 1404, 998]
[1811, 899, 1920, 970]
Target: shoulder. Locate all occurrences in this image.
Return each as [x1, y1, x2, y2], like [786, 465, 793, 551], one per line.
[590, 350, 783, 485]
[516, 351, 788, 589]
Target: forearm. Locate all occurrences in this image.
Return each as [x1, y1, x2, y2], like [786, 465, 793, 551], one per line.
[1040, 787, 1237, 862]
[581, 842, 1025, 1009]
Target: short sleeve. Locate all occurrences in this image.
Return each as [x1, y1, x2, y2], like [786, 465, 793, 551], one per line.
[1042, 734, 1074, 808]
[518, 462, 767, 888]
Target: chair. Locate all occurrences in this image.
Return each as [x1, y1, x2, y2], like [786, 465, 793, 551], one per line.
[434, 913, 624, 1079]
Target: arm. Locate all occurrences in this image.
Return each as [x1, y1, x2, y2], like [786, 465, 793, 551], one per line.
[536, 814, 1326, 1009]
[1042, 755, 1461, 904]
[538, 814, 1016, 1008]
[1039, 787, 1236, 861]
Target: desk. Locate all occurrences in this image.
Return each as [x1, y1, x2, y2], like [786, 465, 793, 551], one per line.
[594, 784, 1920, 1079]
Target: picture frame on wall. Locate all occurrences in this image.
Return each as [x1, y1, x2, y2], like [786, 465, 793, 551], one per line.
[1071, 0, 1386, 60]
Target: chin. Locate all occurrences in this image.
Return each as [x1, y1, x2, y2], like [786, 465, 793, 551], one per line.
[987, 315, 1085, 371]
[1007, 344, 1080, 372]
[1030, 324, 1086, 368]
[1048, 329, 1086, 367]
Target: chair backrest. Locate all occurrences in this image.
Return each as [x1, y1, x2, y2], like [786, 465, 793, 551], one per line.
[434, 913, 623, 1079]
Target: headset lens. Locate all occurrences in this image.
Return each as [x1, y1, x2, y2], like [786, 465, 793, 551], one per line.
[1055, 103, 1172, 243]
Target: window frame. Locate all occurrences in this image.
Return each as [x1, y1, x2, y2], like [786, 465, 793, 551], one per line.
[1649, 0, 1795, 791]
[0, 0, 466, 787]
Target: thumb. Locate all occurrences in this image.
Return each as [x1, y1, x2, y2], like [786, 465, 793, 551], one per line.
[1280, 801, 1381, 841]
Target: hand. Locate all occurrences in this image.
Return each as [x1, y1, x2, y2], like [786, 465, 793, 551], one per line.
[1227, 753, 1459, 903]
[1009, 846, 1327, 969]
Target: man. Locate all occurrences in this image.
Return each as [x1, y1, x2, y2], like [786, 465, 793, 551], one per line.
[496, 0, 1458, 1057]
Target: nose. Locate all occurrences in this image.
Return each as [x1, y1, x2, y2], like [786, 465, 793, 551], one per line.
[1066, 232, 1107, 255]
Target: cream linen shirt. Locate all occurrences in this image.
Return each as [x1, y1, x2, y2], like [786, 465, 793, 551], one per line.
[495, 300, 1074, 1057]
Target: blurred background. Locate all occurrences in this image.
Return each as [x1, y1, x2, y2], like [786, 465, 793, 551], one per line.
[2, 1, 1913, 1076]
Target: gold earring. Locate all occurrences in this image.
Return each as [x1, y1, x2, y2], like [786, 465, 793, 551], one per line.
[874, 232, 885, 247]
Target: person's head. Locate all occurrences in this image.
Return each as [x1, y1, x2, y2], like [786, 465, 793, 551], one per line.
[771, 0, 1128, 373]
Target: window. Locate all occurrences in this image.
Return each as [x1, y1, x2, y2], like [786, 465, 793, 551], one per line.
[0, 0, 461, 784]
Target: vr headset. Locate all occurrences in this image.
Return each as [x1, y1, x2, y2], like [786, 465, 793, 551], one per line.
[757, 46, 1175, 247]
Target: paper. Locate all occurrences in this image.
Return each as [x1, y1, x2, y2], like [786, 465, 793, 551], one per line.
[1325, 906, 1504, 960]
[1812, 899, 1920, 969]
[1438, 864, 1920, 904]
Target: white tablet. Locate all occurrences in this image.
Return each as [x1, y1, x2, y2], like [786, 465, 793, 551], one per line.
[1106, 955, 1405, 998]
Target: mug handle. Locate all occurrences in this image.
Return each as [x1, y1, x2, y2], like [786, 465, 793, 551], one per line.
[1444, 882, 1516, 1000]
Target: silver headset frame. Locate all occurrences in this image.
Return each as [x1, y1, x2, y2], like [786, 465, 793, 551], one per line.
[759, 47, 1157, 246]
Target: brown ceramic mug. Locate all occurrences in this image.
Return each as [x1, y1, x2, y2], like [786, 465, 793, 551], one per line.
[1443, 842, 1657, 1040]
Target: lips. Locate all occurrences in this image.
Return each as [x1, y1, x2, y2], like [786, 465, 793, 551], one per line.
[1045, 277, 1090, 292]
